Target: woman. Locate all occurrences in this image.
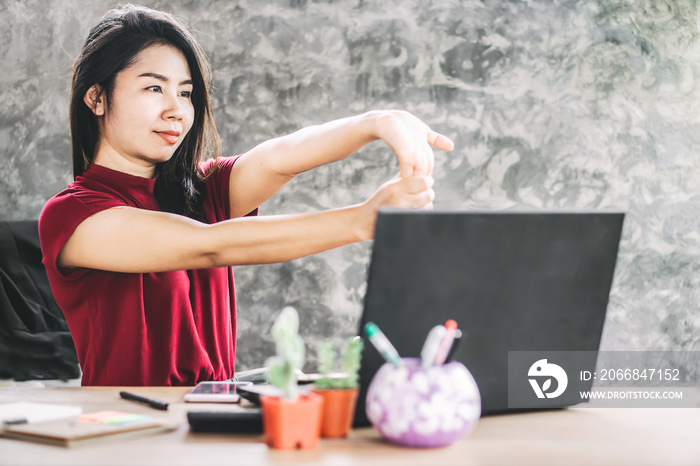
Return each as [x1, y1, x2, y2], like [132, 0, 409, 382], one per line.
[39, 5, 453, 386]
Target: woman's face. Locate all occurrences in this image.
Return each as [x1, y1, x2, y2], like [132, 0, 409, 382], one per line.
[91, 44, 195, 174]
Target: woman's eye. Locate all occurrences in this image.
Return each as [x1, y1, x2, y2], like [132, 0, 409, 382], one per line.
[179, 90, 192, 98]
[146, 85, 162, 93]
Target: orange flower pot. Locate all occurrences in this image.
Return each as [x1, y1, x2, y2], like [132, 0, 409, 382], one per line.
[312, 388, 359, 438]
[260, 393, 324, 450]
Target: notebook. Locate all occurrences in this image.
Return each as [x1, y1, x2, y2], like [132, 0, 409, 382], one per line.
[1, 410, 175, 447]
[354, 210, 624, 426]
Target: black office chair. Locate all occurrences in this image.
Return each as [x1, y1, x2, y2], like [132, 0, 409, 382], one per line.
[0, 220, 80, 381]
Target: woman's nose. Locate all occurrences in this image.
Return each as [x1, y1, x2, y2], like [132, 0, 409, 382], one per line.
[163, 93, 185, 121]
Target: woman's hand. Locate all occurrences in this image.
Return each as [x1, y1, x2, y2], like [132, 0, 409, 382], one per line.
[229, 110, 452, 217]
[357, 174, 436, 240]
[370, 110, 454, 177]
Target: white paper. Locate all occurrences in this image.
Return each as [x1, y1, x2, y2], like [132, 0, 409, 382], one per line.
[0, 401, 82, 424]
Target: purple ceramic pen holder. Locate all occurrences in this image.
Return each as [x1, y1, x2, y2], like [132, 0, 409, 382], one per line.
[365, 357, 481, 448]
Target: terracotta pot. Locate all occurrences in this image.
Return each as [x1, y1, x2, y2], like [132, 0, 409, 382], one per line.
[312, 388, 359, 438]
[260, 393, 324, 449]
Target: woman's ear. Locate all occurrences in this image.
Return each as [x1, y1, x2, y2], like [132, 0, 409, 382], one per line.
[83, 84, 105, 116]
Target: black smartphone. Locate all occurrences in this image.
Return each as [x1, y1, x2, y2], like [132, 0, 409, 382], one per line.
[187, 408, 263, 434]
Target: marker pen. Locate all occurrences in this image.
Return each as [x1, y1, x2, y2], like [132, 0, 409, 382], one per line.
[119, 391, 169, 411]
[420, 324, 447, 368]
[364, 322, 403, 366]
[433, 319, 458, 366]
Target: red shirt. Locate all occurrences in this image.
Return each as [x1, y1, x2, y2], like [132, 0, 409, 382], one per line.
[39, 157, 248, 386]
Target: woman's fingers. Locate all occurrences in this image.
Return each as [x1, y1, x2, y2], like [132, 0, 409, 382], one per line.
[379, 175, 435, 209]
[400, 175, 434, 194]
[429, 130, 455, 152]
[404, 186, 435, 209]
[361, 175, 436, 240]
[375, 110, 453, 179]
[396, 143, 434, 178]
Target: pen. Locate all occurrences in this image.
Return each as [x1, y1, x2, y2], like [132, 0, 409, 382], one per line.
[119, 391, 169, 411]
[2, 418, 28, 425]
[364, 322, 403, 366]
[420, 324, 447, 368]
[444, 328, 463, 363]
[433, 319, 458, 366]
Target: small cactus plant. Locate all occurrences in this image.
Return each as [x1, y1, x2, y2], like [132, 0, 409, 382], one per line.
[314, 337, 363, 390]
[265, 306, 305, 400]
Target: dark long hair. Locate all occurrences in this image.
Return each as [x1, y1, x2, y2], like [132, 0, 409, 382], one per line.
[70, 4, 220, 218]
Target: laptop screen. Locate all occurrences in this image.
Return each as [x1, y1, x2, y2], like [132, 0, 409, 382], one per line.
[354, 210, 624, 426]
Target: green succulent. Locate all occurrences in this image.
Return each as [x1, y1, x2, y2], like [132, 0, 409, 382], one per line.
[265, 306, 305, 400]
[315, 337, 363, 390]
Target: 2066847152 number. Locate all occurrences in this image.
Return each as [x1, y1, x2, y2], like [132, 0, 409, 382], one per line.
[599, 368, 680, 382]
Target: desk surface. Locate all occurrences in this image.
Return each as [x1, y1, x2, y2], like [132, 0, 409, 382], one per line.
[1, 386, 699, 466]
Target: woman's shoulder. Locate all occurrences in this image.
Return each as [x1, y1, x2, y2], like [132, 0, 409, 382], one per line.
[39, 182, 128, 240]
[43, 181, 122, 213]
[198, 155, 241, 179]
[41, 184, 90, 217]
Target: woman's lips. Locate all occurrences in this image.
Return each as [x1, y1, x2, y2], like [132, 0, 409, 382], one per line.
[155, 131, 180, 145]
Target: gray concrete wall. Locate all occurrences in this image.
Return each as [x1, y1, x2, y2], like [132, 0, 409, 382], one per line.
[1, 0, 698, 373]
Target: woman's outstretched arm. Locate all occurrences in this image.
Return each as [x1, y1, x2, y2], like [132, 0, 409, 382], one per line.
[57, 174, 434, 273]
[228, 110, 453, 218]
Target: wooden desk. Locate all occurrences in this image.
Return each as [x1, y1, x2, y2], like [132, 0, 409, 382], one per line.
[1, 386, 698, 465]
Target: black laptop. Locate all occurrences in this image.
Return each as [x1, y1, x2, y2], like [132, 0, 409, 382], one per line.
[354, 209, 624, 426]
